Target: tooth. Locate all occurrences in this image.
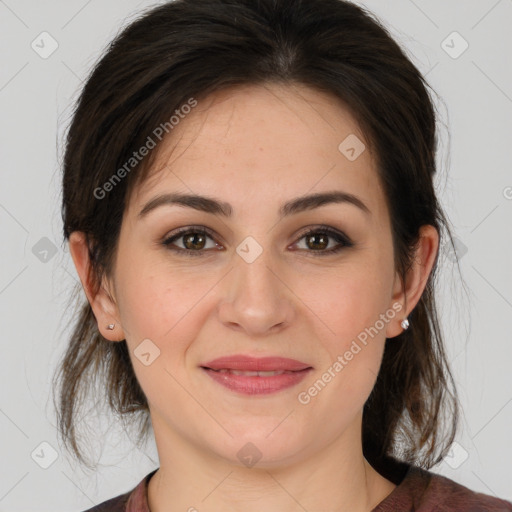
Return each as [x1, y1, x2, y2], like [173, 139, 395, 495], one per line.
[231, 370, 286, 376]
[210, 369, 293, 376]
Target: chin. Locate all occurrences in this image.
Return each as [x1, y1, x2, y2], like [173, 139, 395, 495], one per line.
[206, 424, 309, 470]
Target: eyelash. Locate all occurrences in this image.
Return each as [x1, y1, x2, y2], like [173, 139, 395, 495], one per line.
[161, 224, 354, 257]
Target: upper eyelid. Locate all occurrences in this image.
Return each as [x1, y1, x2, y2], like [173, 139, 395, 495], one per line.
[163, 225, 352, 248]
[164, 225, 220, 242]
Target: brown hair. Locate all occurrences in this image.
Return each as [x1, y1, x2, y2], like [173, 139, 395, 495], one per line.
[53, 0, 461, 475]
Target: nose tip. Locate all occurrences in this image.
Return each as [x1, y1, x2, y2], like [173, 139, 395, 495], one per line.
[217, 257, 294, 337]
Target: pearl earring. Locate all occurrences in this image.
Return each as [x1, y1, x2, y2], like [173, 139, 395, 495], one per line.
[106, 323, 115, 330]
[401, 318, 409, 330]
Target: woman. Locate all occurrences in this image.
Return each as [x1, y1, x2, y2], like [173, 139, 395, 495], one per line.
[53, 0, 512, 510]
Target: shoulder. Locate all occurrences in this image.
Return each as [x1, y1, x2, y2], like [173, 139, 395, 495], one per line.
[79, 468, 157, 512]
[403, 465, 512, 511]
[80, 490, 131, 512]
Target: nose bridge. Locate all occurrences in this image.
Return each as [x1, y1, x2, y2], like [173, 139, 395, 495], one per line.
[217, 236, 294, 335]
[235, 241, 278, 298]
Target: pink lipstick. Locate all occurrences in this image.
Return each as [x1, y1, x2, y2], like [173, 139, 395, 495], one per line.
[200, 355, 312, 395]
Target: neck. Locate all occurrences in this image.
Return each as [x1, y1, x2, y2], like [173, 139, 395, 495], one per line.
[147, 415, 396, 512]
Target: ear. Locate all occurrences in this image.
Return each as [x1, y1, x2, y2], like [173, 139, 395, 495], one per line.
[385, 224, 439, 339]
[68, 231, 124, 341]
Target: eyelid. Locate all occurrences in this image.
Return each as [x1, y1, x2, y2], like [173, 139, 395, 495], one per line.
[293, 224, 352, 244]
[162, 225, 223, 250]
[161, 224, 354, 255]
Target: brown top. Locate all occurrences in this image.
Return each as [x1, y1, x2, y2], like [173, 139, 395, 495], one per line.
[81, 464, 512, 511]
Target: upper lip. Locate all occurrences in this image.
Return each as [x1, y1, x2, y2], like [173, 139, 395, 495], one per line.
[201, 355, 312, 372]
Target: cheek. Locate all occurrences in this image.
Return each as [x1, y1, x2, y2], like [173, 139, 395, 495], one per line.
[115, 268, 213, 405]
[116, 262, 220, 360]
[116, 250, 195, 332]
[296, 277, 390, 418]
[301, 261, 393, 345]
[295, 255, 394, 398]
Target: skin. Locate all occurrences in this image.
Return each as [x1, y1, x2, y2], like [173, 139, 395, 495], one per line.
[69, 83, 438, 512]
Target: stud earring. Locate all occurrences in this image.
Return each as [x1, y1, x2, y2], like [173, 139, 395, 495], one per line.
[106, 323, 115, 330]
[401, 318, 409, 330]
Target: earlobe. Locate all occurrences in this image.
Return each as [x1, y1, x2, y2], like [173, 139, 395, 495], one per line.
[385, 225, 439, 339]
[385, 272, 408, 339]
[68, 231, 124, 342]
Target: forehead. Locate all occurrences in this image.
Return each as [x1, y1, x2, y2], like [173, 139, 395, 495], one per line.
[128, 83, 386, 222]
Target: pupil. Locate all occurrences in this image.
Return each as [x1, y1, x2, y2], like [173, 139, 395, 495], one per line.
[185, 233, 205, 250]
[308, 233, 328, 250]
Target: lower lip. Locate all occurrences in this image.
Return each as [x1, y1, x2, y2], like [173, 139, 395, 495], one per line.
[202, 368, 312, 395]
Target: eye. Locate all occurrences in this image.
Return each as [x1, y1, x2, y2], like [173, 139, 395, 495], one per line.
[161, 224, 353, 257]
[292, 225, 354, 255]
[162, 226, 222, 256]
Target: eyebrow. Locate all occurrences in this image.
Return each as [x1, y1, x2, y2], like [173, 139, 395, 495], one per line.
[138, 190, 371, 220]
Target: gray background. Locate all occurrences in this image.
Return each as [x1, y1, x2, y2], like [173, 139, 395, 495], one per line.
[0, 0, 511, 510]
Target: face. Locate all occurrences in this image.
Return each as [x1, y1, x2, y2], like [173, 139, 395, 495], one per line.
[103, 83, 408, 467]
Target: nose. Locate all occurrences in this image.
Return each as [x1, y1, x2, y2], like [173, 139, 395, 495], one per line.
[216, 246, 295, 337]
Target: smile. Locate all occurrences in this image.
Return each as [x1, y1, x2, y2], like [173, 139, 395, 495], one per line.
[201, 366, 312, 395]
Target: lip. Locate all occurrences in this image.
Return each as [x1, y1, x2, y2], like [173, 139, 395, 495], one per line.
[202, 367, 312, 395]
[201, 355, 312, 372]
[200, 355, 313, 395]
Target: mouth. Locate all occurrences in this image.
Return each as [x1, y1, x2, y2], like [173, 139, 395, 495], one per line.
[204, 368, 304, 376]
[199, 355, 313, 395]
[201, 355, 312, 372]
